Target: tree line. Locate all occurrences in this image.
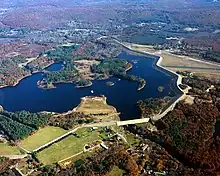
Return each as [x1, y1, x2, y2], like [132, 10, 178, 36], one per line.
[0, 111, 50, 141]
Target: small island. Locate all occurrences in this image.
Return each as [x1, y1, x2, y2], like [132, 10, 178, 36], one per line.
[106, 81, 115, 86]
[75, 80, 92, 88]
[158, 86, 164, 92]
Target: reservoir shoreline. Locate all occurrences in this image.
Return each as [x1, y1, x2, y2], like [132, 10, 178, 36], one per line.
[0, 62, 55, 89]
[120, 45, 184, 96]
[0, 48, 184, 120]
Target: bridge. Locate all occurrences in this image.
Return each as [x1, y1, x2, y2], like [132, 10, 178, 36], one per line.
[116, 118, 150, 126]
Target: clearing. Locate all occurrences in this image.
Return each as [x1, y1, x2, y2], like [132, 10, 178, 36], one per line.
[74, 59, 100, 80]
[19, 126, 67, 151]
[36, 128, 107, 165]
[18, 57, 37, 68]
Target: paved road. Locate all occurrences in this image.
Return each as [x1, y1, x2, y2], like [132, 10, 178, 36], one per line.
[0, 154, 28, 159]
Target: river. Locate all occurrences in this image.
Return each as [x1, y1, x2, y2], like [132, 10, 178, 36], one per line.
[0, 51, 181, 120]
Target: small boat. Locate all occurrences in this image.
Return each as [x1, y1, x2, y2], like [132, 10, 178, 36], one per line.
[91, 90, 94, 94]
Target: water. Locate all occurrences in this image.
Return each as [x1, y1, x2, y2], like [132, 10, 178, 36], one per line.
[0, 52, 180, 120]
[214, 121, 220, 137]
[44, 63, 63, 71]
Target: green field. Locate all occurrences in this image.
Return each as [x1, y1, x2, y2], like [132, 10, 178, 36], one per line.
[19, 126, 67, 151]
[0, 143, 22, 155]
[37, 128, 105, 165]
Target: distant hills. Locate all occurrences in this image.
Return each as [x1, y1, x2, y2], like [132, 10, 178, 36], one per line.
[0, 0, 219, 8]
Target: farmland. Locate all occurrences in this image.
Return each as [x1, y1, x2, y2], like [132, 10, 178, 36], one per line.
[19, 126, 67, 151]
[36, 128, 108, 165]
[0, 143, 22, 156]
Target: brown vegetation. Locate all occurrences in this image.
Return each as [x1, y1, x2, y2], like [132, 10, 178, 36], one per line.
[57, 145, 139, 176]
[0, 157, 19, 174]
[47, 112, 93, 130]
[137, 97, 170, 119]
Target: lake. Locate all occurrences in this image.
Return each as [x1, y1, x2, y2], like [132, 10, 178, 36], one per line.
[0, 51, 181, 120]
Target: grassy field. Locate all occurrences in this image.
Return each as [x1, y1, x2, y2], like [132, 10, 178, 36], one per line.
[0, 143, 22, 155]
[37, 128, 106, 165]
[75, 96, 119, 121]
[76, 97, 116, 115]
[19, 126, 67, 151]
[170, 68, 220, 81]
[159, 52, 218, 69]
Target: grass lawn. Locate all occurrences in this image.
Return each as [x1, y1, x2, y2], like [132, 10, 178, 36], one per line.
[0, 143, 22, 155]
[37, 128, 106, 165]
[20, 126, 67, 151]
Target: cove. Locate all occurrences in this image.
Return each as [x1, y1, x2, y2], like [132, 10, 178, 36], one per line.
[0, 51, 181, 120]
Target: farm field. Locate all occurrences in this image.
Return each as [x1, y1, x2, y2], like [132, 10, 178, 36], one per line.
[19, 126, 67, 151]
[0, 143, 22, 155]
[36, 128, 107, 165]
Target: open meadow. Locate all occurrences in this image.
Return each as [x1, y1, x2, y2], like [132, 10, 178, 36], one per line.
[0, 143, 22, 155]
[19, 126, 67, 151]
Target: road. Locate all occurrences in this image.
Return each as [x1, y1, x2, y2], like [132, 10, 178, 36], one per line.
[0, 154, 28, 160]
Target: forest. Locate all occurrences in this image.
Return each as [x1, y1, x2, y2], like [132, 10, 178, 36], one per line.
[91, 58, 127, 75]
[137, 98, 170, 118]
[43, 45, 78, 63]
[45, 63, 78, 84]
[160, 101, 220, 170]
[126, 73, 220, 175]
[0, 111, 50, 141]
